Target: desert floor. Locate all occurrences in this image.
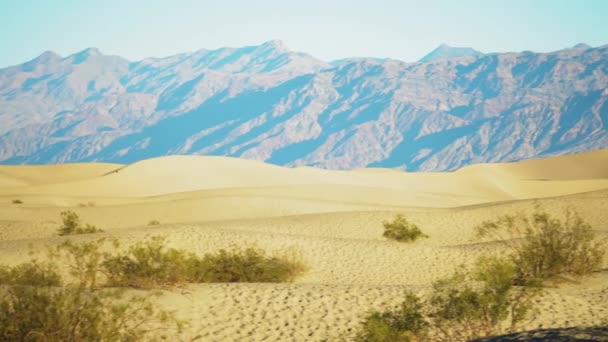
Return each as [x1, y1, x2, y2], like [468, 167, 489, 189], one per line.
[1, 150, 607, 341]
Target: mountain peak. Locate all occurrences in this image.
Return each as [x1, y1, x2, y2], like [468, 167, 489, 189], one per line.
[572, 43, 592, 50]
[20, 50, 62, 71]
[70, 47, 103, 64]
[418, 44, 484, 62]
[78, 47, 102, 56]
[28, 50, 61, 64]
[38, 50, 62, 60]
[259, 39, 288, 52]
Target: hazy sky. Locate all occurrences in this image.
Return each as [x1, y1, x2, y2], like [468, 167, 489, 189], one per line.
[1, 0, 607, 67]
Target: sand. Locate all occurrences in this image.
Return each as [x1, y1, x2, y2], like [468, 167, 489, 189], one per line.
[1, 150, 607, 341]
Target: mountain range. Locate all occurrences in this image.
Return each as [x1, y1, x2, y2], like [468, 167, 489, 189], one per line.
[0, 40, 606, 171]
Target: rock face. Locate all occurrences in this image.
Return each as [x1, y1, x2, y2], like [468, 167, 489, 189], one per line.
[0, 41, 607, 171]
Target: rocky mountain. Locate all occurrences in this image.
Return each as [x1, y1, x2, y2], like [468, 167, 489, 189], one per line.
[0, 41, 607, 171]
[418, 44, 484, 62]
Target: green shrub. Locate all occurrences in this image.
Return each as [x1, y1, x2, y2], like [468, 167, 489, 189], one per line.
[428, 257, 539, 341]
[195, 246, 306, 283]
[475, 209, 606, 283]
[0, 244, 183, 341]
[2, 236, 306, 292]
[356, 257, 540, 342]
[102, 236, 198, 288]
[0, 260, 62, 287]
[57, 211, 103, 236]
[11, 199, 22, 204]
[55, 239, 114, 289]
[101, 237, 307, 288]
[0, 286, 179, 341]
[148, 220, 161, 226]
[356, 291, 428, 342]
[383, 215, 428, 242]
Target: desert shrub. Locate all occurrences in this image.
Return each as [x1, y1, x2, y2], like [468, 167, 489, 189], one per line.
[102, 237, 306, 287]
[78, 201, 96, 207]
[383, 215, 428, 242]
[356, 257, 540, 342]
[11, 199, 22, 204]
[102, 236, 198, 288]
[0, 243, 183, 341]
[57, 210, 103, 236]
[148, 220, 161, 226]
[195, 246, 306, 283]
[475, 209, 606, 283]
[54, 239, 115, 289]
[0, 286, 179, 341]
[356, 291, 428, 342]
[2, 236, 305, 291]
[0, 260, 62, 287]
[428, 257, 539, 341]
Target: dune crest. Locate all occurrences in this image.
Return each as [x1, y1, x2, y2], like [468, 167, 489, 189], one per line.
[1, 150, 607, 207]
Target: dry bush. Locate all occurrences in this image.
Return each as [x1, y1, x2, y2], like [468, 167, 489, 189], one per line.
[475, 209, 606, 284]
[0, 286, 180, 341]
[102, 237, 307, 287]
[57, 211, 103, 236]
[102, 236, 198, 288]
[383, 215, 428, 242]
[148, 220, 161, 226]
[356, 291, 428, 342]
[427, 257, 540, 341]
[356, 257, 540, 342]
[0, 260, 62, 287]
[11, 199, 22, 204]
[195, 246, 307, 283]
[0, 242, 183, 341]
[0, 234, 306, 340]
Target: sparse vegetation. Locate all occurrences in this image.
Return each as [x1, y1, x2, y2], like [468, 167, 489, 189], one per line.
[57, 210, 103, 236]
[383, 215, 428, 242]
[102, 237, 306, 287]
[78, 201, 96, 207]
[11, 199, 22, 204]
[475, 209, 606, 284]
[356, 257, 540, 342]
[195, 246, 306, 283]
[0, 243, 182, 341]
[0, 260, 62, 287]
[359, 208, 606, 341]
[148, 220, 161, 226]
[356, 291, 428, 342]
[427, 257, 540, 341]
[0, 235, 305, 340]
[102, 236, 199, 288]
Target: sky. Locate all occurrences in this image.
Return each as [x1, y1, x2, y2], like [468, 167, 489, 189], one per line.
[1, 0, 607, 68]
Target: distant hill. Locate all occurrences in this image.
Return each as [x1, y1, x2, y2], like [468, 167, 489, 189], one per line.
[0, 41, 607, 171]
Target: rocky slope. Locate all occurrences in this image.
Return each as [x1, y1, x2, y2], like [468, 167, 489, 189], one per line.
[0, 41, 606, 170]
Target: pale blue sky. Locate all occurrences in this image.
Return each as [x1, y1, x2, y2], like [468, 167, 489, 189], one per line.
[1, 0, 607, 67]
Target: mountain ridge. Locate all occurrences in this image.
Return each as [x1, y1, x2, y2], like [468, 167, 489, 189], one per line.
[0, 41, 607, 171]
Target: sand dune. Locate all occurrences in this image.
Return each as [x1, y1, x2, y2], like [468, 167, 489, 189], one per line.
[0, 150, 607, 341]
[0, 162, 121, 186]
[2, 149, 608, 204]
[457, 149, 608, 180]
